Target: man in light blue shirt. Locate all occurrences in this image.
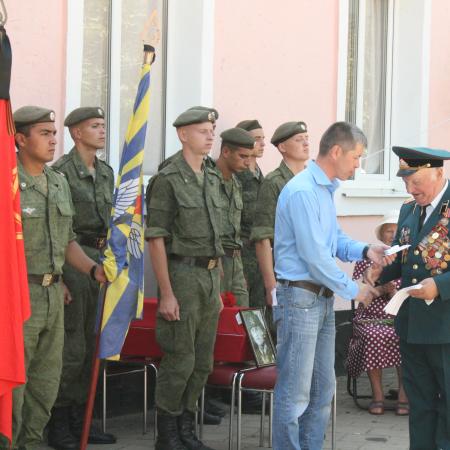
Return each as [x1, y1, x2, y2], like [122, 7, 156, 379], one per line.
[272, 122, 391, 450]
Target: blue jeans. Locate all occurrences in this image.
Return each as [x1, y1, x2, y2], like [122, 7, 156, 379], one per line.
[273, 285, 336, 450]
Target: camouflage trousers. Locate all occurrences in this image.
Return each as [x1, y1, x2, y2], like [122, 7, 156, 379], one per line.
[6, 283, 64, 450]
[241, 243, 265, 308]
[220, 253, 249, 306]
[155, 260, 221, 416]
[54, 252, 100, 408]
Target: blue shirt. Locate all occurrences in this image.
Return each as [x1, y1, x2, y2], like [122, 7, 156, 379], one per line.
[274, 160, 366, 300]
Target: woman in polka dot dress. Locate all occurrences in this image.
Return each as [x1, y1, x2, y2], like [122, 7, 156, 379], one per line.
[347, 211, 409, 416]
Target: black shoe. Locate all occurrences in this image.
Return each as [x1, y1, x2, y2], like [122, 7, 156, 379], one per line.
[47, 407, 78, 450]
[155, 413, 187, 450]
[204, 398, 226, 418]
[70, 404, 117, 445]
[197, 411, 221, 425]
[178, 410, 216, 450]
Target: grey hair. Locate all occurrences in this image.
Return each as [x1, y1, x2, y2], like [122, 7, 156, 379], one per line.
[319, 121, 367, 156]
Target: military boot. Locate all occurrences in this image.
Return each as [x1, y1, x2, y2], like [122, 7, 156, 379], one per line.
[69, 404, 116, 444]
[47, 407, 78, 450]
[178, 410, 216, 450]
[155, 413, 187, 450]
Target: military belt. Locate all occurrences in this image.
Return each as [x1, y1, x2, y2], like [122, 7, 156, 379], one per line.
[78, 235, 107, 249]
[28, 273, 60, 287]
[277, 279, 334, 298]
[170, 255, 219, 270]
[223, 248, 241, 258]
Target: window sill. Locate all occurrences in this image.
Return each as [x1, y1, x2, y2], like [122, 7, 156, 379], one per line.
[335, 185, 410, 216]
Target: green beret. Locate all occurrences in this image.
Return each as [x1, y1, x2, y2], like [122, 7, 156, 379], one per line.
[236, 119, 262, 132]
[13, 106, 55, 129]
[64, 106, 105, 127]
[173, 107, 217, 128]
[187, 106, 219, 120]
[220, 127, 255, 150]
[271, 121, 308, 146]
[393, 146, 450, 177]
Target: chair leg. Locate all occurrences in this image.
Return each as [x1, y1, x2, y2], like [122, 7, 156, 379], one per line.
[268, 392, 273, 448]
[331, 387, 337, 450]
[199, 387, 205, 439]
[229, 372, 239, 450]
[237, 374, 244, 450]
[260, 391, 266, 447]
[147, 363, 158, 440]
[102, 362, 107, 433]
[143, 365, 148, 434]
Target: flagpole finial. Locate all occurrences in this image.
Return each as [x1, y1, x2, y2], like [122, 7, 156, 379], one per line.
[143, 45, 156, 65]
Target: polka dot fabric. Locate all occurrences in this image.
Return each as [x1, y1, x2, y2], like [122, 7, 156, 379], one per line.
[346, 260, 402, 378]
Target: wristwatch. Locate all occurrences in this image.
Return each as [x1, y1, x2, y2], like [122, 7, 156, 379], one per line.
[89, 264, 98, 281]
[362, 245, 370, 260]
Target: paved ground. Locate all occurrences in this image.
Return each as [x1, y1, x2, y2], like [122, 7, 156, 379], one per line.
[37, 369, 409, 450]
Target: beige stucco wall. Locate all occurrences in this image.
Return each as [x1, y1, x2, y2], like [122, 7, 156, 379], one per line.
[7, 0, 67, 149]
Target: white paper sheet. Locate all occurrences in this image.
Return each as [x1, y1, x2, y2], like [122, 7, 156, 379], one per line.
[271, 288, 277, 306]
[384, 283, 434, 315]
[384, 244, 411, 256]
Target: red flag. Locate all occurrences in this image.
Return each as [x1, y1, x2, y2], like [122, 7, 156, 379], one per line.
[0, 99, 30, 443]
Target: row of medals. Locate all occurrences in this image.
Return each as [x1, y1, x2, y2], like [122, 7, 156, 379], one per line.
[417, 207, 450, 276]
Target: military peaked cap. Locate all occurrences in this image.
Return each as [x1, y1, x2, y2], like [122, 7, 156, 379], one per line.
[236, 119, 262, 132]
[173, 107, 217, 128]
[220, 128, 255, 149]
[271, 121, 308, 146]
[13, 106, 55, 129]
[393, 146, 450, 177]
[64, 107, 105, 127]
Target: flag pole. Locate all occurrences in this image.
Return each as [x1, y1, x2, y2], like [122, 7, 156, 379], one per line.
[80, 284, 108, 450]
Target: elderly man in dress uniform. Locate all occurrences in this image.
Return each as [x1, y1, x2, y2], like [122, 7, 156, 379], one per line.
[1, 106, 106, 450]
[373, 146, 450, 450]
[146, 107, 222, 450]
[48, 107, 116, 449]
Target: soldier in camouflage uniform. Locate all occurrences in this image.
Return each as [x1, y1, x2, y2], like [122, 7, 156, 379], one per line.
[146, 108, 222, 450]
[48, 107, 116, 449]
[2, 106, 106, 450]
[251, 121, 309, 307]
[235, 120, 266, 308]
[215, 128, 255, 306]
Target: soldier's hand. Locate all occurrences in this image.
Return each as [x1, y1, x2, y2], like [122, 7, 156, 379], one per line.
[94, 264, 108, 283]
[408, 278, 438, 301]
[218, 296, 224, 313]
[367, 244, 397, 266]
[159, 294, 180, 321]
[354, 284, 379, 308]
[62, 282, 73, 305]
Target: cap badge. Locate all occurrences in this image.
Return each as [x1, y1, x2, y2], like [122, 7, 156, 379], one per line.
[208, 111, 216, 122]
[50, 111, 55, 121]
[300, 123, 306, 131]
[98, 108, 104, 116]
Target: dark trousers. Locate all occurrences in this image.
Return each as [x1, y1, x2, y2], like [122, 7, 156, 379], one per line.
[400, 340, 450, 450]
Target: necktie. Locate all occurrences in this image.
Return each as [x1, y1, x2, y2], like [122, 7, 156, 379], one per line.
[418, 204, 430, 230]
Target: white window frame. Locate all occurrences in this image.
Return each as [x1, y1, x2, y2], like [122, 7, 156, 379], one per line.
[336, 0, 432, 216]
[65, 0, 215, 183]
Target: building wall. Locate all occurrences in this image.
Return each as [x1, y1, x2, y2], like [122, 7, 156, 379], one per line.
[213, 0, 339, 171]
[7, 0, 67, 148]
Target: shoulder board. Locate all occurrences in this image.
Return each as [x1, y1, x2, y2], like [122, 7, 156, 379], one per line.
[49, 166, 66, 177]
[52, 154, 70, 169]
[97, 158, 114, 172]
[159, 162, 179, 176]
[403, 197, 415, 204]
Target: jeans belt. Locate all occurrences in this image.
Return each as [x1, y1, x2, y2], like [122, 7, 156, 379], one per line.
[28, 273, 60, 287]
[170, 255, 219, 270]
[78, 235, 107, 249]
[278, 279, 334, 298]
[223, 248, 241, 258]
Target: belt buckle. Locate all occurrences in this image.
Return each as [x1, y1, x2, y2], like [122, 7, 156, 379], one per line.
[42, 273, 53, 287]
[207, 259, 216, 270]
[97, 237, 106, 248]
